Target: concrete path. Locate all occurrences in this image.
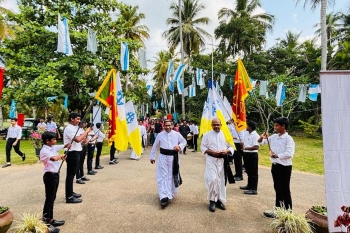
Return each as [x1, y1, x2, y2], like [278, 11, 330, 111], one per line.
[0, 149, 325, 233]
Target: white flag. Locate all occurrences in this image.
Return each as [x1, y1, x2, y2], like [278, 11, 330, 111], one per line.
[197, 68, 203, 86]
[57, 14, 73, 56]
[121, 42, 129, 71]
[139, 48, 147, 68]
[174, 64, 187, 82]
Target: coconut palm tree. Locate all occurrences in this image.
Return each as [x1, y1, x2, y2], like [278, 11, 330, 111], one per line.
[314, 12, 342, 46]
[218, 0, 275, 32]
[162, 0, 211, 57]
[295, 0, 335, 70]
[279, 31, 302, 51]
[118, 5, 150, 48]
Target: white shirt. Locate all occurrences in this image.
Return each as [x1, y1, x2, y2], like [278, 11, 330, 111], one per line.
[139, 125, 147, 137]
[37, 122, 47, 130]
[40, 145, 64, 173]
[47, 121, 57, 132]
[63, 124, 82, 151]
[150, 130, 187, 160]
[95, 130, 105, 143]
[189, 124, 194, 133]
[192, 125, 199, 135]
[201, 130, 234, 155]
[261, 132, 295, 166]
[87, 130, 96, 144]
[7, 124, 22, 140]
[242, 130, 260, 153]
[228, 123, 244, 143]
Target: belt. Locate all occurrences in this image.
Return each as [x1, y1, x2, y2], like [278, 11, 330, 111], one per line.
[45, 171, 59, 174]
[159, 148, 182, 187]
[160, 148, 177, 156]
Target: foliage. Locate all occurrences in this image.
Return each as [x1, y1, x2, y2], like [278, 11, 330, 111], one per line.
[311, 206, 327, 216]
[270, 204, 314, 233]
[298, 116, 322, 139]
[29, 129, 44, 149]
[0, 206, 9, 214]
[0, 0, 149, 114]
[13, 212, 48, 233]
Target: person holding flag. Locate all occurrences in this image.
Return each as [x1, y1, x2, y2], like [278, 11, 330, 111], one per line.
[149, 120, 187, 208]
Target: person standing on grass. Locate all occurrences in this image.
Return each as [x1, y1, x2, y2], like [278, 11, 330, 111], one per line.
[40, 132, 70, 233]
[37, 117, 47, 131]
[239, 120, 260, 195]
[2, 118, 25, 168]
[47, 117, 61, 139]
[258, 117, 295, 218]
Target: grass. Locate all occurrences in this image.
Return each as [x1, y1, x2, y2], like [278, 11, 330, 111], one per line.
[197, 136, 324, 175]
[0, 139, 111, 166]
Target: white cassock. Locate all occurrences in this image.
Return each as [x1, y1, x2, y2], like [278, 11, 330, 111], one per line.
[201, 130, 234, 203]
[150, 130, 187, 200]
[130, 125, 147, 160]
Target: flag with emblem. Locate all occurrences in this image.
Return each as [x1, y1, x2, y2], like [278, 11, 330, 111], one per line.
[115, 72, 129, 151]
[125, 100, 142, 156]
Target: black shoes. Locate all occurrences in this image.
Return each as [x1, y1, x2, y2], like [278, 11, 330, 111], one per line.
[50, 219, 65, 227]
[160, 197, 169, 208]
[87, 170, 96, 175]
[244, 190, 258, 195]
[263, 211, 277, 219]
[76, 179, 85, 184]
[95, 165, 104, 169]
[66, 196, 82, 203]
[48, 225, 60, 233]
[22, 153, 26, 161]
[239, 186, 250, 190]
[81, 176, 90, 181]
[109, 161, 118, 165]
[73, 192, 81, 198]
[209, 201, 216, 212]
[216, 201, 226, 210]
[234, 176, 243, 181]
[191, 150, 196, 152]
[2, 163, 11, 168]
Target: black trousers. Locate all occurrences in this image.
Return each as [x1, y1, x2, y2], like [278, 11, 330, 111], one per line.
[187, 137, 193, 148]
[76, 146, 87, 179]
[193, 134, 198, 151]
[43, 172, 59, 222]
[87, 143, 97, 171]
[271, 163, 292, 209]
[65, 151, 80, 199]
[6, 138, 24, 162]
[109, 141, 116, 161]
[243, 152, 258, 190]
[233, 143, 244, 177]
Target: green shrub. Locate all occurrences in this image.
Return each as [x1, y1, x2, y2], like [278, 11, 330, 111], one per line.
[298, 116, 322, 139]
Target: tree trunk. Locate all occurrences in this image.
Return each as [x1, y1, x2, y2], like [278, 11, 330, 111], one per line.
[320, 0, 327, 71]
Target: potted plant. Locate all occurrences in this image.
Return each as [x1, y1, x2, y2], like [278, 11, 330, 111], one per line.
[29, 129, 44, 157]
[12, 212, 48, 233]
[270, 205, 314, 233]
[306, 206, 328, 233]
[0, 206, 14, 233]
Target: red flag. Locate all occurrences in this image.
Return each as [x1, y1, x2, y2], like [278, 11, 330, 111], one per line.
[95, 69, 118, 145]
[232, 58, 252, 132]
[0, 68, 5, 99]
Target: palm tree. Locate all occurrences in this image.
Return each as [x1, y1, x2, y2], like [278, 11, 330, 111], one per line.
[295, 0, 335, 70]
[218, 0, 275, 32]
[118, 5, 150, 48]
[0, 0, 14, 41]
[163, 0, 211, 57]
[279, 31, 302, 51]
[314, 12, 342, 46]
[152, 50, 176, 114]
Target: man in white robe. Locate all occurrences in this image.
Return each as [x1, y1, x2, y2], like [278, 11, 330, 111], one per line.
[150, 120, 187, 208]
[201, 118, 234, 212]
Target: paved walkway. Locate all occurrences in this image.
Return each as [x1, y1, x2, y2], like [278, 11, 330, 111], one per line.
[0, 149, 325, 233]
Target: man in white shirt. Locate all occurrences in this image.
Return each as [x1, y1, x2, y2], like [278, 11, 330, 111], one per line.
[258, 117, 295, 218]
[228, 119, 245, 181]
[201, 118, 234, 212]
[37, 117, 47, 131]
[150, 120, 187, 208]
[47, 117, 61, 139]
[191, 121, 199, 152]
[63, 113, 91, 203]
[239, 121, 260, 195]
[2, 118, 25, 168]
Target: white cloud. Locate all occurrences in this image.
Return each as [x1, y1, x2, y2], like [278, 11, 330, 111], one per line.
[292, 13, 298, 23]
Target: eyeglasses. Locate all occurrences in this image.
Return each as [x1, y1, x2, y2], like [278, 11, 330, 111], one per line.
[164, 125, 171, 127]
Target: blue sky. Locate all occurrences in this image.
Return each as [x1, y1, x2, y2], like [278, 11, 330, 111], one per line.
[1, 0, 349, 78]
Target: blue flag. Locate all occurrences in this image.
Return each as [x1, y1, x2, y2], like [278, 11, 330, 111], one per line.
[9, 100, 16, 118]
[169, 81, 174, 93]
[64, 95, 68, 108]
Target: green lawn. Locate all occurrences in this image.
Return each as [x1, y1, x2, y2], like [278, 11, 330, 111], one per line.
[0, 139, 111, 165]
[198, 136, 324, 175]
